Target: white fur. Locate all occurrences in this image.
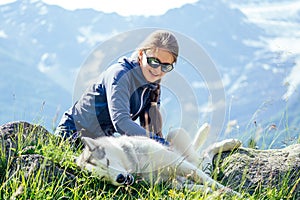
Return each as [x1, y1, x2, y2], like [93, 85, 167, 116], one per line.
[77, 124, 242, 195]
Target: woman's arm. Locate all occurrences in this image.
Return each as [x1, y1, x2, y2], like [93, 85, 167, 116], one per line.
[105, 70, 149, 136]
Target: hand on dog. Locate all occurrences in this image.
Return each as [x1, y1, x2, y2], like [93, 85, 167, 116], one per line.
[150, 135, 169, 146]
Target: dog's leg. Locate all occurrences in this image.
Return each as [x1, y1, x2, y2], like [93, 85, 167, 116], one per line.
[175, 159, 240, 196]
[192, 123, 210, 151]
[176, 160, 224, 188]
[174, 176, 212, 193]
[166, 128, 201, 165]
[166, 124, 210, 167]
[166, 124, 212, 168]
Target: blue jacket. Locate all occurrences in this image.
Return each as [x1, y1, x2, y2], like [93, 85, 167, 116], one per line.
[56, 57, 161, 139]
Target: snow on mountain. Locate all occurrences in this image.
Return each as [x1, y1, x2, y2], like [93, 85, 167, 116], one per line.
[229, 0, 300, 102]
[0, 0, 299, 147]
[224, 0, 300, 147]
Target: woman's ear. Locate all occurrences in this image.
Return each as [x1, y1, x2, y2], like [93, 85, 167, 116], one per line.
[137, 50, 144, 65]
[138, 50, 143, 59]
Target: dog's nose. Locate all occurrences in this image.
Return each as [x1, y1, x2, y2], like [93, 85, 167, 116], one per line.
[125, 174, 134, 185]
[116, 173, 134, 185]
[116, 174, 126, 184]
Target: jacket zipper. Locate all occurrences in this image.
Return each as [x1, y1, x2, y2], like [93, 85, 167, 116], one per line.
[131, 87, 147, 119]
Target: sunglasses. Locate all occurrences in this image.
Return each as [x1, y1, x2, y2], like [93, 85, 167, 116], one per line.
[143, 51, 174, 73]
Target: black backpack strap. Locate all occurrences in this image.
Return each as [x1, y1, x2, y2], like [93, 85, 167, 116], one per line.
[139, 83, 163, 137]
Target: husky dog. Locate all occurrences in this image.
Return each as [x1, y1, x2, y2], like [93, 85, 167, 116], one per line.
[76, 124, 241, 194]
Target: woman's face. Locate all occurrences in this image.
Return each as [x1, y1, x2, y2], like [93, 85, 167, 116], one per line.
[138, 48, 174, 83]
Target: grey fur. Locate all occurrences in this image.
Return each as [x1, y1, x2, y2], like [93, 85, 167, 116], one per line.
[92, 146, 106, 160]
[121, 144, 138, 166]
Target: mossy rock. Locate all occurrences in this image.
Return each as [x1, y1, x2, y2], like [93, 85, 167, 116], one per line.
[214, 144, 300, 198]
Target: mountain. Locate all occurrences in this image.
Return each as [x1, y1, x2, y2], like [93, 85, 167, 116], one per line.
[0, 0, 299, 147]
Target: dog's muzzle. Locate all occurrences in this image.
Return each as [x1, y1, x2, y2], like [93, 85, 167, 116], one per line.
[116, 174, 134, 185]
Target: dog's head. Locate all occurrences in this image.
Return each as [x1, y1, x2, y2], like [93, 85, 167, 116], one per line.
[76, 137, 134, 186]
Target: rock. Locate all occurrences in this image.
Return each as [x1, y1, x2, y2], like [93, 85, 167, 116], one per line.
[213, 144, 300, 198]
[0, 121, 49, 159]
[12, 154, 77, 184]
[0, 121, 77, 188]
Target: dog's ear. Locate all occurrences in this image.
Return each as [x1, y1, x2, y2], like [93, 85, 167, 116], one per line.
[81, 137, 98, 150]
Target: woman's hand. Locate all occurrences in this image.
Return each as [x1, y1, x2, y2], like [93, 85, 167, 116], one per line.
[150, 135, 169, 146]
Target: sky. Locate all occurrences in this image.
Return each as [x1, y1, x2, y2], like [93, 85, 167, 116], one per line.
[0, 0, 198, 16]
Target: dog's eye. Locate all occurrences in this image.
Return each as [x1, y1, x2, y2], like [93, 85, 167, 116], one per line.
[93, 147, 106, 160]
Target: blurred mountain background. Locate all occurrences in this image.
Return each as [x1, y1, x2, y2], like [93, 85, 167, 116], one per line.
[0, 0, 299, 148]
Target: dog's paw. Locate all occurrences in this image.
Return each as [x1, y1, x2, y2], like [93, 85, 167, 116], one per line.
[208, 139, 242, 154]
[200, 139, 242, 172]
[218, 139, 242, 151]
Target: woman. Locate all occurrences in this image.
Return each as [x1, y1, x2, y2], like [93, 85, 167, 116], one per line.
[55, 30, 179, 144]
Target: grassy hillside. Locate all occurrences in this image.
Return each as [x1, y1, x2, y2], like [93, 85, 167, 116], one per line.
[0, 121, 298, 199]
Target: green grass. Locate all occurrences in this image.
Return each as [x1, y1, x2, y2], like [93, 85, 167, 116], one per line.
[0, 122, 299, 199]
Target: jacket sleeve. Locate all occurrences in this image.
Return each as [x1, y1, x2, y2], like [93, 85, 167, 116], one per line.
[104, 70, 150, 136]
